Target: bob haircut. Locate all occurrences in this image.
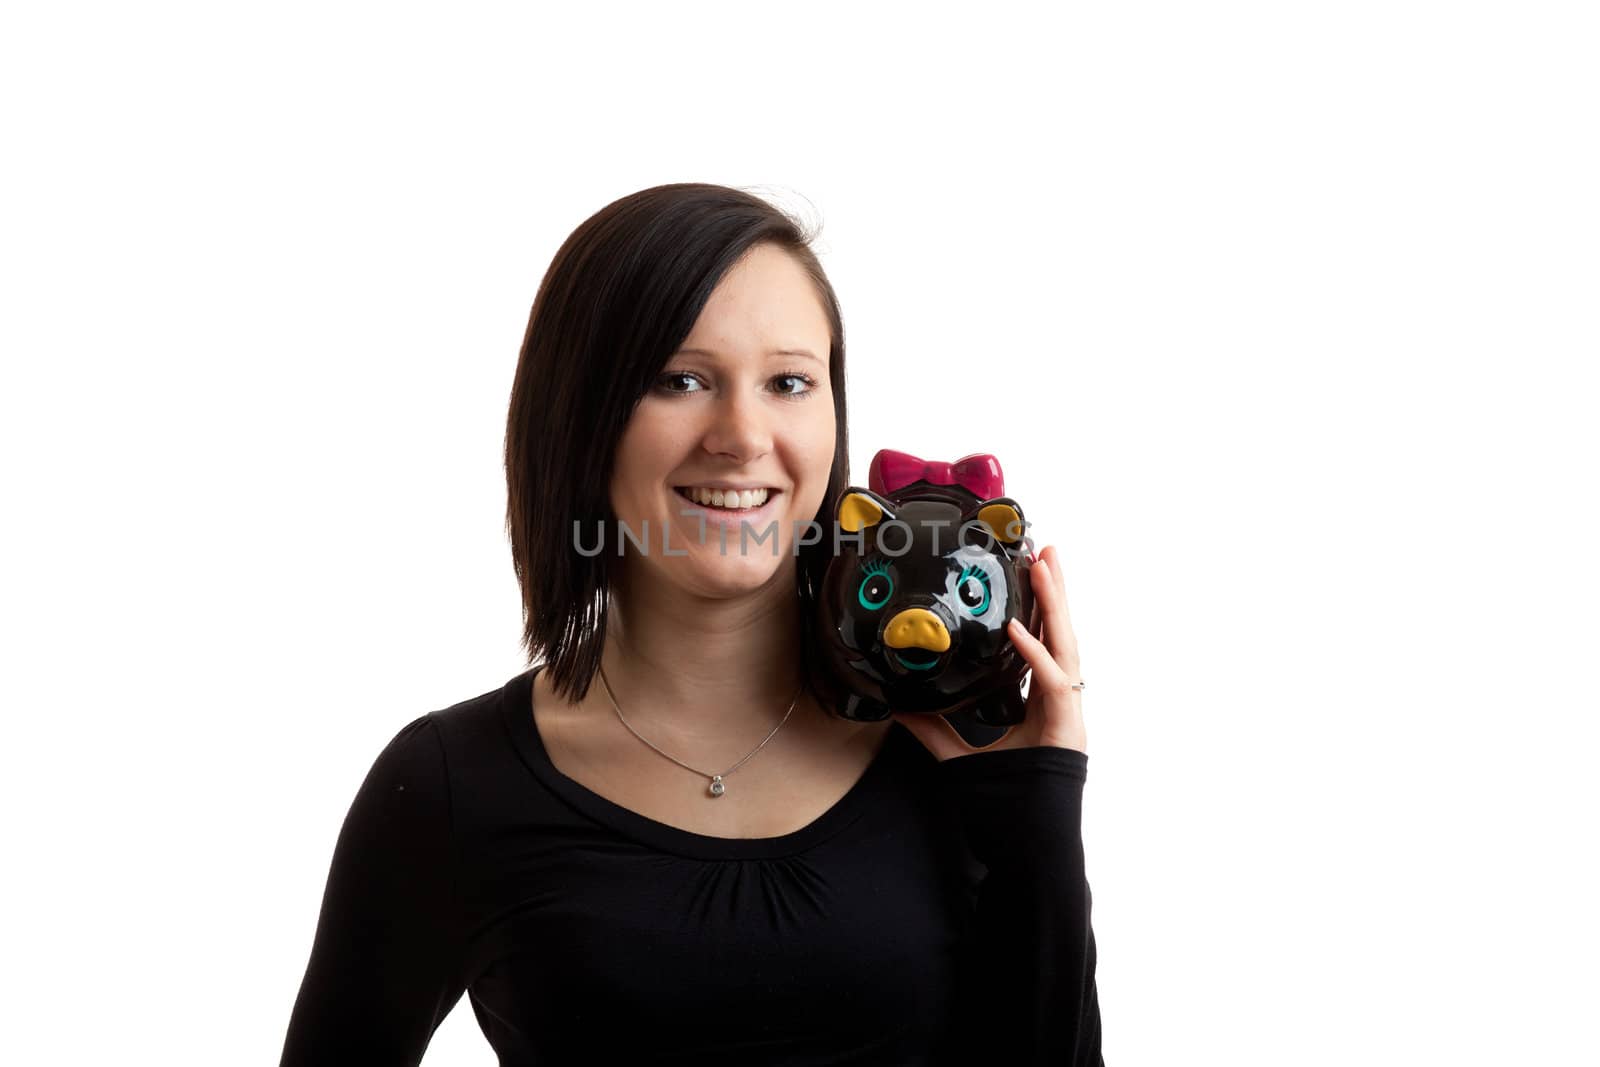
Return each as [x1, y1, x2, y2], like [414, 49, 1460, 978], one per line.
[505, 183, 850, 706]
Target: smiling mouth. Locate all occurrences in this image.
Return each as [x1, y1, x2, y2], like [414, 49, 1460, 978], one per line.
[673, 486, 780, 512]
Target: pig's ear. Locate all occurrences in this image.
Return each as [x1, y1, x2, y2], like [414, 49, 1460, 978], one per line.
[960, 497, 1028, 547]
[836, 487, 895, 533]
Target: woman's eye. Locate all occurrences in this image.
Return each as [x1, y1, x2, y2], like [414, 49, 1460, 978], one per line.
[655, 370, 816, 397]
[773, 372, 817, 397]
[656, 372, 702, 394]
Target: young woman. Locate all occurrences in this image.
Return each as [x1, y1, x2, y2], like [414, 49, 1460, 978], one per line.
[279, 183, 1103, 1065]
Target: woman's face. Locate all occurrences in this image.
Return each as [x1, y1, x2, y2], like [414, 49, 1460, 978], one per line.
[610, 242, 836, 599]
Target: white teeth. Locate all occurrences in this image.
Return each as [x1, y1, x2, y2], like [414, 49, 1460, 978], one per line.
[680, 486, 770, 510]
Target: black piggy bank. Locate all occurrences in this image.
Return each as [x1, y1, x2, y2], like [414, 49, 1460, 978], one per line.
[808, 449, 1038, 726]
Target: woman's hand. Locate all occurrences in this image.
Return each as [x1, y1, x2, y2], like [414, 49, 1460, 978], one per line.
[892, 544, 1087, 760]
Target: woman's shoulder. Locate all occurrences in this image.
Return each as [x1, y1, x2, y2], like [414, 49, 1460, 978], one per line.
[425, 669, 530, 746]
[354, 671, 532, 804]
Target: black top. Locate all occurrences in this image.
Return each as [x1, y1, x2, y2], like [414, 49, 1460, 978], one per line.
[279, 666, 1103, 1065]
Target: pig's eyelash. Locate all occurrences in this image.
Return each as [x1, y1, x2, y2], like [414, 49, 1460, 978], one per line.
[956, 564, 992, 588]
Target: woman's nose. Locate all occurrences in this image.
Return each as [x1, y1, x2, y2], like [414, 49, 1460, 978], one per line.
[700, 388, 772, 462]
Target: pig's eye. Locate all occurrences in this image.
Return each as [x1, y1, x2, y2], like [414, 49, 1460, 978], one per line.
[857, 559, 894, 611]
[956, 566, 992, 615]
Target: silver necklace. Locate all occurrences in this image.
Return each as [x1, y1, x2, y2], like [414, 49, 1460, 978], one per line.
[597, 664, 801, 798]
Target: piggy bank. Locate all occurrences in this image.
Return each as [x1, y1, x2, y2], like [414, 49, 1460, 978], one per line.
[808, 449, 1038, 725]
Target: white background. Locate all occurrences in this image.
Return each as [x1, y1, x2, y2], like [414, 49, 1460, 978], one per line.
[3, 2, 1595, 1063]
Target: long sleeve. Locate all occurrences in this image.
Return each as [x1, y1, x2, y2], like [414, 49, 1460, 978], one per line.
[279, 714, 469, 1066]
[936, 744, 1103, 1066]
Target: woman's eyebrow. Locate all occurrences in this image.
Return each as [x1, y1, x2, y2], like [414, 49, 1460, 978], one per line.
[674, 346, 823, 365]
[770, 348, 823, 364]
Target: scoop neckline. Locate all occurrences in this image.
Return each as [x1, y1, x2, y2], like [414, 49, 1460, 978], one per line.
[500, 664, 903, 860]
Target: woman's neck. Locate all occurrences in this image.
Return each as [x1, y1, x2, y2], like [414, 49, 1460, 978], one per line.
[595, 569, 814, 740]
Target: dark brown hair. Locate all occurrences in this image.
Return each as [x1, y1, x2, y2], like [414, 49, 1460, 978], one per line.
[504, 183, 849, 705]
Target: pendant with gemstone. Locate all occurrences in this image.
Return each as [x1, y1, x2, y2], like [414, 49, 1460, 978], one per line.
[708, 775, 725, 798]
